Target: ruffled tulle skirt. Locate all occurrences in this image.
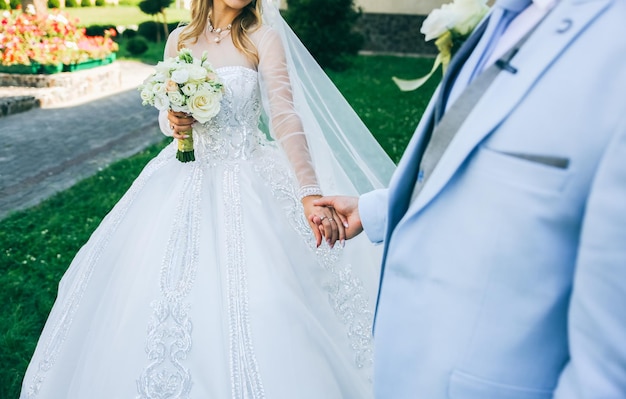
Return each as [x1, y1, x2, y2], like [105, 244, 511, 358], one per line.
[20, 140, 381, 399]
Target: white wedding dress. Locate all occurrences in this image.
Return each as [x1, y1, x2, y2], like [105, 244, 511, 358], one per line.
[20, 18, 392, 399]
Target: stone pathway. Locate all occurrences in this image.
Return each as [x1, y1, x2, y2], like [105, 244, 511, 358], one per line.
[0, 61, 164, 220]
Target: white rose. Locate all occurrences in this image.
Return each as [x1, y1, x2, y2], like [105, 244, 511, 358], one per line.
[198, 81, 219, 94]
[168, 91, 185, 107]
[452, 0, 489, 35]
[153, 94, 170, 111]
[421, 4, 457, 41]
[188, 65, 208, 82]
[187, 89, 222, 123]
[171, 68, 190, 84]
[151, 71, 167, 83]
[152, 82, 166, 95]
[140, 87, 154, 105]
[181, 83, 198, 96]
[154, 60, 171, 75]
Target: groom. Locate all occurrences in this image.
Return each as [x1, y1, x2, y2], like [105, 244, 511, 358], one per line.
[313, 0, 626, 397]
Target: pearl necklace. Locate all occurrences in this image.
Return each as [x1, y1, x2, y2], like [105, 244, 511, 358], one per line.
[207, 18, 232, 44]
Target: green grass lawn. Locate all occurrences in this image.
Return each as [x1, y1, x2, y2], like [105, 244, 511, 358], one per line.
[0, 42, 438, 399]
[327, 55, 438, 163]
[64, 5, 190, 26]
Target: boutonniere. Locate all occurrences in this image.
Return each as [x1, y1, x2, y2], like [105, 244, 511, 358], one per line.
[393, 0, 489, 91]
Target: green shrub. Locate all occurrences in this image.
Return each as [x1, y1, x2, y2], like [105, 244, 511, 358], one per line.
[0, 0, 9, 10]
[9, 0, 20, 9]
[95, 0, 106, 5]
[80, 0, 92, 6]
[126, 36, 149, 55]
[285, 0, 363, 70]
[137, 20, 160, 42]
[122, 28, 138, 39]
[85, 24, 117, 36]
[47, 0, 60, 7]
[65, 0, 79, 7]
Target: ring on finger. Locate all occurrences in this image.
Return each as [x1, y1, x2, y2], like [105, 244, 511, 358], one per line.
[328, 218, 334, 222]
[319, 215, 326, 221]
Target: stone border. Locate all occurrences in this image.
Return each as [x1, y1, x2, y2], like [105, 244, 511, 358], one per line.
[0, 95, 40, 118]
[358, 13, 437, 56]
[0, 63, 122, 111]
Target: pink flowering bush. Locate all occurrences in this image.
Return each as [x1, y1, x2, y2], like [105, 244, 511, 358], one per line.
[0, 9, 118, 69]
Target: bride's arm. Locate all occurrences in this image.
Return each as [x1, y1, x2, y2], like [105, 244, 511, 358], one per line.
[256, 27, 344, 247]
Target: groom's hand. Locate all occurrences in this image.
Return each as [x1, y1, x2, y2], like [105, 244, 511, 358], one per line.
[312, 196, 363, 242]
[302, 196, 346, 248]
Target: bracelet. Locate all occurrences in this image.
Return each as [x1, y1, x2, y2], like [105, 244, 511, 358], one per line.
[298, 185, 322, 201]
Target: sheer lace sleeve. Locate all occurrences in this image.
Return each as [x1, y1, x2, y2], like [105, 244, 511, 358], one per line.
[256, 28, 321, 199]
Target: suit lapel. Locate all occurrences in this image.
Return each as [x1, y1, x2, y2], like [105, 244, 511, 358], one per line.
[384, 16, 490, 231]
[408, 0, 612, 215]
[385, 96, 436, 230]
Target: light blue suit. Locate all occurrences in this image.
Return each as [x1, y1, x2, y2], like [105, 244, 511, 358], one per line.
[358, 0, 626, 397]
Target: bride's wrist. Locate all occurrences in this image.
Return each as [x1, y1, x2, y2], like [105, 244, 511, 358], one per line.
[298, 185, 322, 202]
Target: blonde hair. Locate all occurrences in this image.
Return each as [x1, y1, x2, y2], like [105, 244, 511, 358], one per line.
[178, 0, 262, 64]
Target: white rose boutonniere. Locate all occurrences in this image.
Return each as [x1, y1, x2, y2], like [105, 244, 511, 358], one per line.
[393, 0, 489, 91]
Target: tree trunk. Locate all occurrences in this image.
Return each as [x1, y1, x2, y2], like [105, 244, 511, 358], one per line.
[21, 0, 47, 14]
[161, 8, 169, 39]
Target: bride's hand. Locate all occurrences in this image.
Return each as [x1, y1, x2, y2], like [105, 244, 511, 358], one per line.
[302, 196, 345, 248]
[168, 110, 195, 139]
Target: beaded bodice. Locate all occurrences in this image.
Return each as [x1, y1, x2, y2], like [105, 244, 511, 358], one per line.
[193, 66, 268, 164]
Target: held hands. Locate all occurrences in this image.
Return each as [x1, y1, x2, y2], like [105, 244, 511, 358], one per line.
[302, 195, 347, 248]
[168, 110, 196, 140]
[308, 196, 363, 248]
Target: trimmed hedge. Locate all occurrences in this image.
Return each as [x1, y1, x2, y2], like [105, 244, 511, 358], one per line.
[285, 0, 363, 70]
[85, 24, 118, 36]
[126, 36, 149, 55]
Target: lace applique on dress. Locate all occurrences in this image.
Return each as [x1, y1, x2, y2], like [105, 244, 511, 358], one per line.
[137, 163, 203, 399]
[224, 165, 266, 399]
[251, 148, 375, 372]
[25, 151, 173, 398]
[192, 67, 267, 166]
[137, 67, 266, 399]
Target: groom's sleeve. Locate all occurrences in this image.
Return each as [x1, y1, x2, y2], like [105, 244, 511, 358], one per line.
[554, 119, 626, 398]
[358, 189, 389, 245]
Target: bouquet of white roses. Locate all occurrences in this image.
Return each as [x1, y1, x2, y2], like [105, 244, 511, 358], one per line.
[139, 48, 224, 162]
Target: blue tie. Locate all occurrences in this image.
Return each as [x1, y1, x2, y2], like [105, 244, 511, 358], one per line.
[446, 0, 531, 107]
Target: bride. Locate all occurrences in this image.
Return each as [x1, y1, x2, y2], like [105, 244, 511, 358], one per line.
[20, 0, 395, 398]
